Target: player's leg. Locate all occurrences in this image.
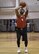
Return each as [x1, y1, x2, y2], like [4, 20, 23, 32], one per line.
[24, 33, 28, 53]
[23, 28, 28, 53]
[25, 29, 28, 53]
[16, 28, 21, 53]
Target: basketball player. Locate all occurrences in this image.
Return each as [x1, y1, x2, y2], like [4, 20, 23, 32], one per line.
[15, 2, 28, 53]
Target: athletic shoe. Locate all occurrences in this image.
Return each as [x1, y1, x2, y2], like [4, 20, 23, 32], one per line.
[25, 47, 28, 53]
[17, 48, 21, 53]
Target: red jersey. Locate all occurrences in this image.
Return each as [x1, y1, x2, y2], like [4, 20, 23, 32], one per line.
[16, 16, 27, 28]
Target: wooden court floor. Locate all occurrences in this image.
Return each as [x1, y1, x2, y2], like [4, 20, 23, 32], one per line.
[0, 32, 39, 54]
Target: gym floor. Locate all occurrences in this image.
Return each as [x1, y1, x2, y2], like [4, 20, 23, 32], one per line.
[0, 32, 39, 54]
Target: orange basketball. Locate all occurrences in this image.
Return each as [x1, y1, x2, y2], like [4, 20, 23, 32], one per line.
[19, 2, 26, 8]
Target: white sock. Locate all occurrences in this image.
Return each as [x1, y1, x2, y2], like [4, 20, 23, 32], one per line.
[18, 47, 20, 50]
[25, 47, 27, 49]
[25, 47, 28, 53]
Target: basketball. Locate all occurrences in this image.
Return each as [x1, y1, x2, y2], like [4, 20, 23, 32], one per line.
[19, 2, 26, 8]
[20, 8, 25, 15]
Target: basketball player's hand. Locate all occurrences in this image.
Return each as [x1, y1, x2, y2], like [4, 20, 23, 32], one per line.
[15, 6, 22, 10]
[19, 6, 22, 8]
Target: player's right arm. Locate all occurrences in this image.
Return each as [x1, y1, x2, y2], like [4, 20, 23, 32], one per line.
[15, 6, 21, 18]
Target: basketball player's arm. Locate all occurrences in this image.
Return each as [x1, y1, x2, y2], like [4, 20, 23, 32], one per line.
[24, 7, 28, 18]
[24, 6, 29, 18]
[15, 7, 21, 18]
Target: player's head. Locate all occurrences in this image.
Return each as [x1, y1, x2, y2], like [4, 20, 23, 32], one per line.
[19, 2, 26, 8]
[20, 8, 25, 15]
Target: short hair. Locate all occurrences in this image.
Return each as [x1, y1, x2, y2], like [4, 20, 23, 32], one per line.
[19, 2, 26, 8]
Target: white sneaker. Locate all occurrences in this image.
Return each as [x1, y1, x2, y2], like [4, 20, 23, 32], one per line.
[17, 48, 21, 53]
[25, 47, 28, 53]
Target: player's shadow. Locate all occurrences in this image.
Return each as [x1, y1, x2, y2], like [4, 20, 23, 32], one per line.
[25, 53, 28, 54]
[18, 52, 28, 54]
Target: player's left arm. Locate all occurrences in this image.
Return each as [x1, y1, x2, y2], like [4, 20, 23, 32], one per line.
[24, 6, 28, 18]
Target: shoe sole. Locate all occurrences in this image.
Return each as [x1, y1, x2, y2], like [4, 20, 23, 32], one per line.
[18, 52, 21, 54]
[25, 52, 28, 54]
